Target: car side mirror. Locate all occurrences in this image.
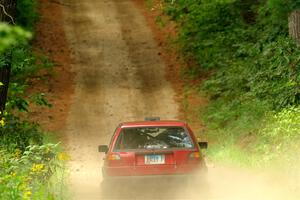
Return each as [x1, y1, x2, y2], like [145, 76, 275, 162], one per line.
[198, 142, 208, 149]
[98, 145, 108, 153]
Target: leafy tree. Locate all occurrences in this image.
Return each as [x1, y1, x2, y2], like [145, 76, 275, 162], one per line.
[1, 0, 16, 113]
[0, 0, 32, 113]
[0, 23, 31, 52]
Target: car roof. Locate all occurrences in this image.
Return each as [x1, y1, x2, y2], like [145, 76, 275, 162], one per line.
[120, 120, 187, 128]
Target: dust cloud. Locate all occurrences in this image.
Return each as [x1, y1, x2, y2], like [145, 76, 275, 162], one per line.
[100, 164, 300, 200]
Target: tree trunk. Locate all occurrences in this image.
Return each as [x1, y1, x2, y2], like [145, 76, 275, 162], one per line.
[0, 0, 16, 113]
[289, 10, 300, 46]
[0, 57, 11, 113]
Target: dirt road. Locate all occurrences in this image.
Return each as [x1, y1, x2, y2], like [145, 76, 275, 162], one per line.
[60, 0, 298, 200]
[62, 0, 177, 199]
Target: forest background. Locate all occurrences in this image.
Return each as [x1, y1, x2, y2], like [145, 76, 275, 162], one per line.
[159, 0, 300, 172]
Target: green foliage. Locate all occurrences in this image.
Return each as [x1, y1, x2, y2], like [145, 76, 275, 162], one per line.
[204, 36, 300, 109]
[0, 143, 66, 200]
[0, 115, 43, 152]
[164, 0, 245, 69]
[205, 107, 300, 169]
[203, 99, 270, 130]
[267, 0, 300, 18]
[6, 83, 30, 111]
[259, 106, 300, 144]
[0, 117, 67, 199]
[0, 1, 65, 199]
[0, 26, 52, 112]
[163, 0, 300, 110]
[0, 23, 31, 52]
[0, 0, 53, 112]
[162, 0, 300, 170]
[5, 44, 53, 111]
[11, 46, 38, 80]
[16, 0, 39, 30]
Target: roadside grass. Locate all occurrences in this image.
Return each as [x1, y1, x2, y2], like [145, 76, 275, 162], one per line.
[201, 102, 300, 167]
[200, 103, 300, 196]
[180, 85, 300, 194]
[43, 135, 70, 200]
[0, 140, 68, 200]
[202, 102, 300, 195]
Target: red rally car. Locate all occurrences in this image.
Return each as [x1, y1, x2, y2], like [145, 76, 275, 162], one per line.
[98, 117, 208, 180]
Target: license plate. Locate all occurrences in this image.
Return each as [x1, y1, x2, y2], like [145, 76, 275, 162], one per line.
[144, 155, 165, 165]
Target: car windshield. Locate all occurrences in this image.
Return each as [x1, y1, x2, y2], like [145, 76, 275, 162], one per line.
[114, 127, 194, 151]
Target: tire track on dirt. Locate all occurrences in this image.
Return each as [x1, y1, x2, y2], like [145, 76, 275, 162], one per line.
[61, 0, 178, 199]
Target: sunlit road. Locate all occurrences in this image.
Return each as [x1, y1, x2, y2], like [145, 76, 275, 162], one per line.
[62, 0, 177, 199]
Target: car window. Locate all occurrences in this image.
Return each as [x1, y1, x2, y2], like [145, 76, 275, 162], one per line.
[114, 127, 194, 151]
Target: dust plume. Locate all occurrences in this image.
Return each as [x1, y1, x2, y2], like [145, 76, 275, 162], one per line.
[100, 164, 300, 200]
